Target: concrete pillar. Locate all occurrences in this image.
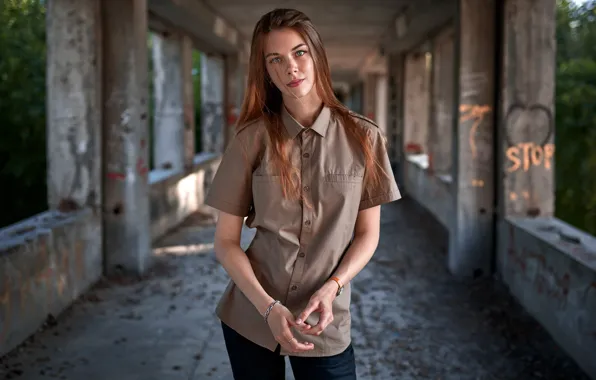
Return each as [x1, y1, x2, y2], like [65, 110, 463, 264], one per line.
[152, 31, 184, 171]
[375, 74, 388, 135]
[449, 0, 496, 277]
[499, 0, 555, 217]
[387, 53, 406, 179]
[46, 0, 102, 213]
[223, 53, 240, 147]
[200, 54, 225, 153]
[181, 35, 196, 168]
[102, 0, 151, 275]
[363, 73, 377, 121]
[428, 27, 455, 175]
[403, 51, 431, 155]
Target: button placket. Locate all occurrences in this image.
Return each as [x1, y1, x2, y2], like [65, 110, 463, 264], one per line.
[287, 133, 313, 300]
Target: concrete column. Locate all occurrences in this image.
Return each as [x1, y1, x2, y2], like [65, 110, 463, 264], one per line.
[181, 35, 196, 168]
[429, 27, 455, 175]
[449, 0, 496, 277]
[500, 0, 556, 217]
[375, 74, 388, 135]
[200, 54, 225, 153]
[46, 0, 101, 212]
[102, 0, 151, 275]
[223, 53, 240, 147]
[403, 51, 430, 155]
[363, 73, 377, 121]
[152, 31, 184, 171]
[387, 53, 406, 179]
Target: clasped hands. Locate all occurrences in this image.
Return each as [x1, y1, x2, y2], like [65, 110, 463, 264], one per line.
[267, 280, 338, 353]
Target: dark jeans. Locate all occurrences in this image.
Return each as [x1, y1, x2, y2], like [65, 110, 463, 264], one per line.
[221, 322, 357, 380]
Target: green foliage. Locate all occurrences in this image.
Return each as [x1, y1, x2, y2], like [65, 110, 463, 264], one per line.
[0, 0, 47, 228]
[555, 0, 596, 235]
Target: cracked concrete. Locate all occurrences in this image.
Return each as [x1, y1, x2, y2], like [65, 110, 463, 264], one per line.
[0, 198, 590, 380]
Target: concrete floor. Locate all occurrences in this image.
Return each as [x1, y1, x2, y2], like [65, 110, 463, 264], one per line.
[0, 198, 590, 380]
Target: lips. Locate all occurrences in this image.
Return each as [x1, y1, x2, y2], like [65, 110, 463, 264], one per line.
[287, 79, 304, 88]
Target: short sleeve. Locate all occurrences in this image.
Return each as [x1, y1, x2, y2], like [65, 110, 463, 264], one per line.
[359, 128, 402, 210]
[204, 132, 256, 217]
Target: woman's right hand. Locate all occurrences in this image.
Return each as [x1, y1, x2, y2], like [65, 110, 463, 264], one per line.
[267, 303, 315, 353]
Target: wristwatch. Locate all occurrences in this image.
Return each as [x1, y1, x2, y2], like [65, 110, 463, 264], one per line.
[330, 276, 344, 296]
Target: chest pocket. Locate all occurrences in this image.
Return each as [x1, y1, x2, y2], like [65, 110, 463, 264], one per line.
[323, 173, 364, 194]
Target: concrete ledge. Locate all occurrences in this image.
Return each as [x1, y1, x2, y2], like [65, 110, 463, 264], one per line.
[149, 152, 221, 240]
[498, 217, 596, 379]
[0, 209, 102, 356]
[404, 155, 452, 227]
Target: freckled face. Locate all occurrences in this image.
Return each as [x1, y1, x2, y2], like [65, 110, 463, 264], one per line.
[264, 28, 316, 99]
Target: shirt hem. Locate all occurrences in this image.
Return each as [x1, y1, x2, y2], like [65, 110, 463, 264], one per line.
[358, 189, 402, 210]
[204, 195, 248, 217]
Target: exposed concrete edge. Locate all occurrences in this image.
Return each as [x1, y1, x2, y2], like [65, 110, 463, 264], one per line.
[149, 152, 222, 241]
[505, 216, 596, 272]
[0, 209, 102, 357]
[498, 218, 596, 379]
[147, 0, 249, 56]
[149, 152, 220, 187]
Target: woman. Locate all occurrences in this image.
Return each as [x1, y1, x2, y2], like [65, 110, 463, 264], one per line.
[204, 8, 401, 380]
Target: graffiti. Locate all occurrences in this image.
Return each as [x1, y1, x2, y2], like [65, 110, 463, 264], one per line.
[459, 104, 492, 159]
[506, 142, 555, 172]
[471, 179, 485, 187]
[508, 224, 571, 307]
[509, 191, 530, 201]
[505, 103, 553, 147]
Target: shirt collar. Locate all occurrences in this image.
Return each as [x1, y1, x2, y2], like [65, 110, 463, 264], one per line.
[281, 105, 331, 139]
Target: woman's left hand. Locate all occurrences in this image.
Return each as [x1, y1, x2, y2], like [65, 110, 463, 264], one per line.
[295, 281, 337, 336]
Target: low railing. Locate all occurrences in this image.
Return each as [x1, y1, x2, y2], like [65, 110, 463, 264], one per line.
[0, 153, 222, 357]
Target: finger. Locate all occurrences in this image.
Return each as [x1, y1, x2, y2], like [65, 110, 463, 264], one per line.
[296, 300, 319, 325]
[287, 336, 315, 352]
[307, 308, 333, 335]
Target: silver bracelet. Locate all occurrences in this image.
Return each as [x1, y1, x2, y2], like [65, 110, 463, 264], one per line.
[264, 300, 281, 322]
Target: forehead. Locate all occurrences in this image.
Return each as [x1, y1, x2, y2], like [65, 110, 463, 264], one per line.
[264, 28, 306, 55]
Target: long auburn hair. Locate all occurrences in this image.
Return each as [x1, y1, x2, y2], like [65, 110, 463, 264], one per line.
[237, 8, 385, 201]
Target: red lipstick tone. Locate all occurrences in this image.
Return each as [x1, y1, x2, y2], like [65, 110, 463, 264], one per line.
[287, 79, 304, 88]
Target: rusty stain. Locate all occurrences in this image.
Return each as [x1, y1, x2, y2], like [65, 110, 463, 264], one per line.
[107, 172, 126, 180]
[58, 198, 80, 212]
[137, 158, 148, 176]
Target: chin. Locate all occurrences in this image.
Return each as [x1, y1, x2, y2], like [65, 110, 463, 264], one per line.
[284, 83, 314, 99]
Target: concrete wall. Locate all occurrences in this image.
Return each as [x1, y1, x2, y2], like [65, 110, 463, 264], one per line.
[498, 218, 596, 379]
[404, 157, 452, 227]
[149, 153, 220, 239]
[0, 154, 222, 356]
[0, 210, 102, 356]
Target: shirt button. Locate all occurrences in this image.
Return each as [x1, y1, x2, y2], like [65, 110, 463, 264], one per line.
[298, 252, 305, 257]
[304, 220, 311, 226]
[303, 185, 310, 191]
[302, 153, 310, 158]
[291, 285, 298, 291]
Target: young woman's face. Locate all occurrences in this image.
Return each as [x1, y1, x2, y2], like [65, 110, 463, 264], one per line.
[264, 27, 316, 100]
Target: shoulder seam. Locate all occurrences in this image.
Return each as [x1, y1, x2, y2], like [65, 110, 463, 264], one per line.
[235, 118, 261, 135]
[348, 111, 379, 128]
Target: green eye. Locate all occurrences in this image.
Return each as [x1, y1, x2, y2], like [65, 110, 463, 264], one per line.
[296, 50, 306, 57]
[270, 57, 281, 64]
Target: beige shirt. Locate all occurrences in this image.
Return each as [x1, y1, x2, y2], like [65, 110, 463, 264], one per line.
[205, 105, 401, 357]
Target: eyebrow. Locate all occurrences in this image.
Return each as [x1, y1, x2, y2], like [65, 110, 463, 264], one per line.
[265, 43, 306, 58]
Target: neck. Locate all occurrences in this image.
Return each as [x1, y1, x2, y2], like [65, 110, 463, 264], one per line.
[282, 92, 323, 127]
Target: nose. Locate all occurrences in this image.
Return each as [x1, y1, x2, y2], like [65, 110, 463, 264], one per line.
[286, 58, 298, 76]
